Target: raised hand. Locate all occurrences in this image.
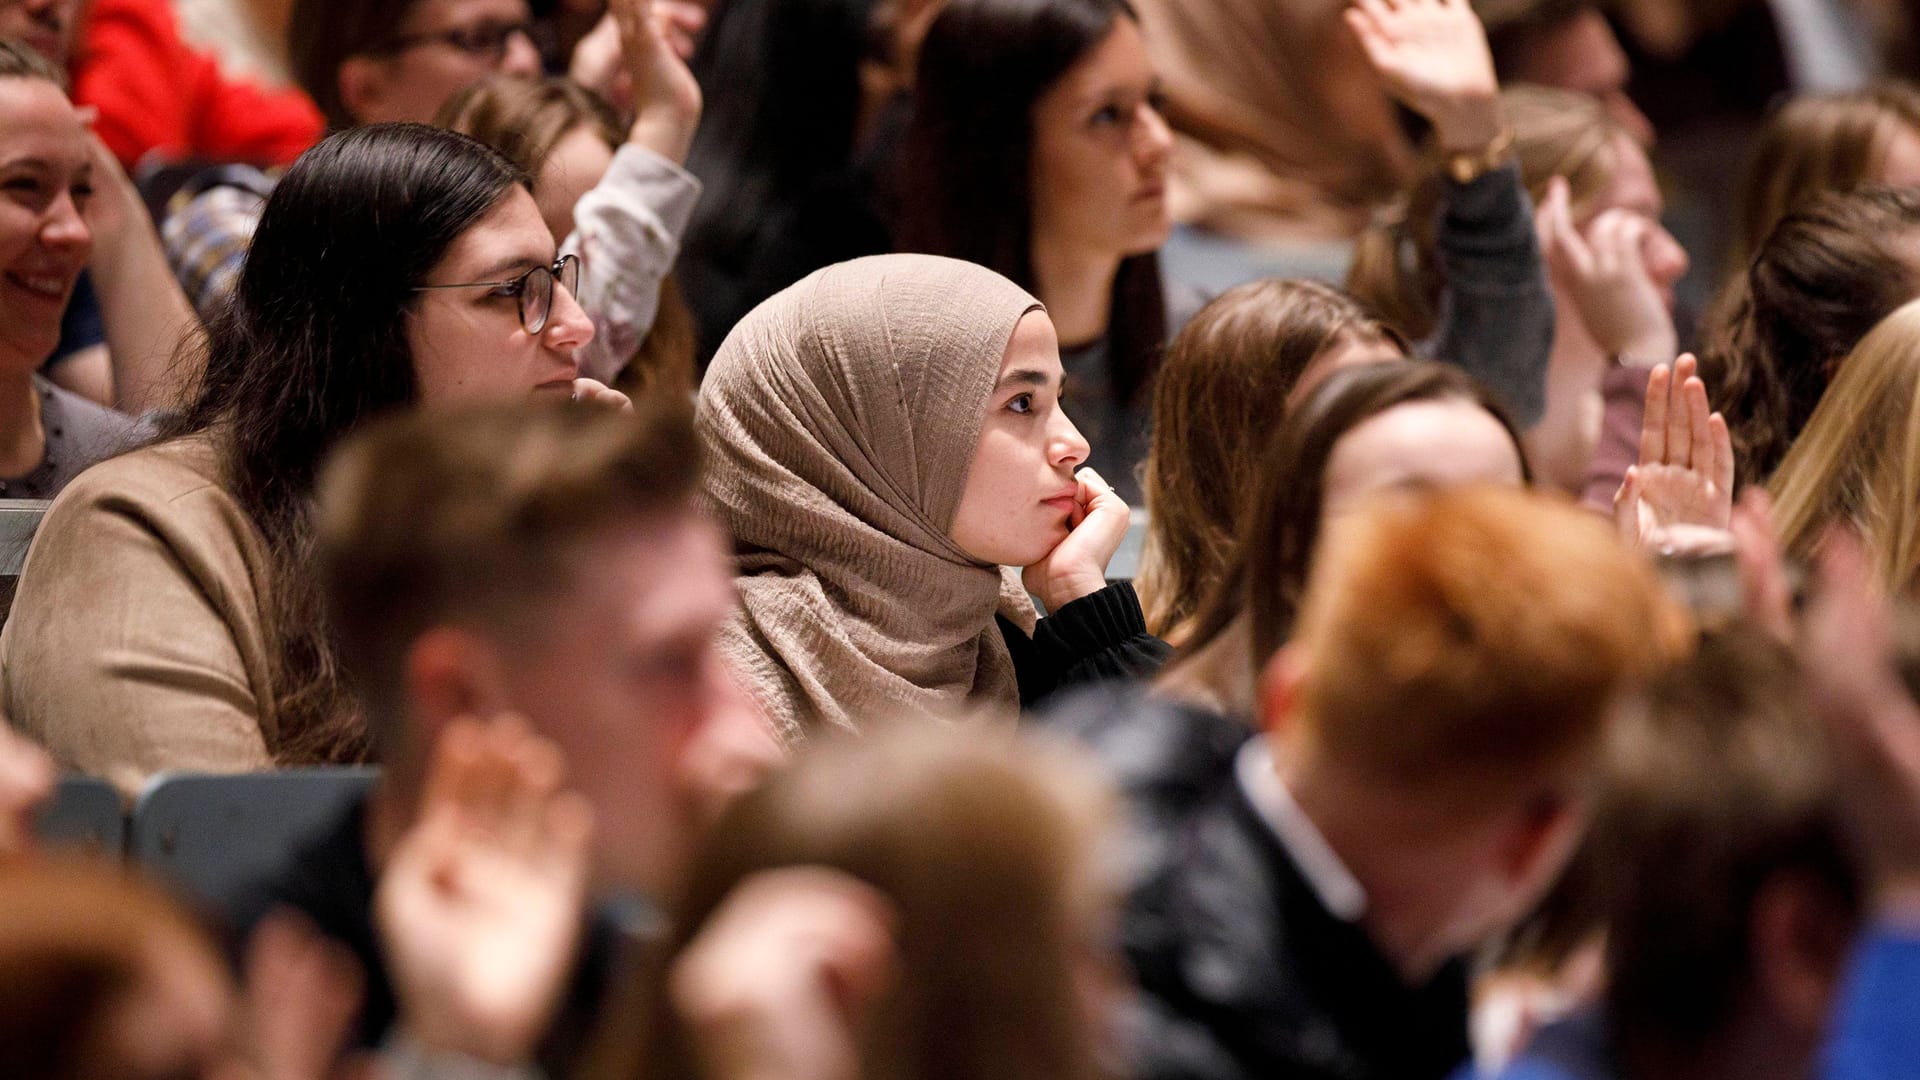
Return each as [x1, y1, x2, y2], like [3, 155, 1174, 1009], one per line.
[1021, 467, 1130, 613]
[570, 0, 704, 164]
[376, 715, 594, 1066]
[1537, 178, 1679, 366]
[1613, 354, 1734, 553]
[1344, 0, 1503, 152]
[669, 867, 898, 1080]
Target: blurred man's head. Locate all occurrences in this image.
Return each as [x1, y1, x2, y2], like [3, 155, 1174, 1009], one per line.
[290, 0, 541, 129]
[1599, 630, 1861, 1080]
[1260, 486, 1680, 970]
[0, 0, 78, 67]
[318, 400, 751, 895]
[1475, 0, 1654, 145]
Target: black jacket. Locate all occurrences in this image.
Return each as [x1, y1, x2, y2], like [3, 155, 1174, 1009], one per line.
[1044, 688, 1473, 1080]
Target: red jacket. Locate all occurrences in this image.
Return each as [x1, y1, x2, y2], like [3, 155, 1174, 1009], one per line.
[71, 0, 323, 169]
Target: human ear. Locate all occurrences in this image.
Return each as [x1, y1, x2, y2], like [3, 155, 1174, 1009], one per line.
[403, 627, 510, 751]
[1255, 645, 1307, 741]
[335, 55, 387, 126]
[1499, 791, 1586, 901]
[1750, 872, 1855, 1035]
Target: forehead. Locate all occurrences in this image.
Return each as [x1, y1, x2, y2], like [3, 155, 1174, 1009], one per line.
[428, 185, 552, 275]
[1324, 398, 1523, 497]
[1045, 16, 1152, 100]
[401, 0, 531, 29]
[997, 309, 1061, 379]
[0, 78, 87, 163]
[549, 515, 733, 642]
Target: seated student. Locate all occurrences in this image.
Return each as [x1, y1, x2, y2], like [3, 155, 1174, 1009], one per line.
[1724, 85, 1920, 285]
[1481, 629, 1863, 1080]
[1152, 361, 1529, 719]
[1770, 297, 1920, 597]
[1063, 486, 1679, 1080]
[438, 65, 702, 398]
[1472, 0, 1654, 145]
[1134, 281, 1407, 643]
[1705, 187, 1920, 486]
[1352, 84, 1688, 495]
[0, 122, 626, 798]
[899, 0, 1183, 502]
[167, 0, 545, 317]
[226, 399, 772, 1059]
[0, 38, 148, 498]
[698, 253, 1169, 746]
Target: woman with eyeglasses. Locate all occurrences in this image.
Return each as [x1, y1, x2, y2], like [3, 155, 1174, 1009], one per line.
[0, 122, 624, 798]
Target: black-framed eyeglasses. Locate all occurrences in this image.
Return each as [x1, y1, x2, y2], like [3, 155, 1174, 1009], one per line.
[414, 254, 582, 335]
[369, 19, 535, 63]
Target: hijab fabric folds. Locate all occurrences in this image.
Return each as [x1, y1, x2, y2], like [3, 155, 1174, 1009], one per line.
[699, 254, 1044, 745]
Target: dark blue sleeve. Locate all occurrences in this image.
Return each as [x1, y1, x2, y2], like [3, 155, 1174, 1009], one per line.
[46, 270, 104, 372]
[1823, 926, 1920, 1080]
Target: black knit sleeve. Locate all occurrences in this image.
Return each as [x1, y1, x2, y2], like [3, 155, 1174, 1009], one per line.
[999, 582, 1172, 708]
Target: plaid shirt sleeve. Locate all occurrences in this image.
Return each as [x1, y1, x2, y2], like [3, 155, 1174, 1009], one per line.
[162, 171, 272, 320]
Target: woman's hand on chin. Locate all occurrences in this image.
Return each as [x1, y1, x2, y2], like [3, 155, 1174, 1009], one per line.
[1023, 468, 1130, 612]
[572, 377, 634, 411]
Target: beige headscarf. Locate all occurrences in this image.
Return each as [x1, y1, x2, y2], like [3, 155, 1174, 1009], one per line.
[699, 254, 1044, 745]
[1131, 0, 1419, 243]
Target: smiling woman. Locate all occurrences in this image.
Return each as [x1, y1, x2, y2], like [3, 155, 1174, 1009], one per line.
[0, 40, 147, 500]
[699, 253, 1168, 744]
[0, 122, 626, 797]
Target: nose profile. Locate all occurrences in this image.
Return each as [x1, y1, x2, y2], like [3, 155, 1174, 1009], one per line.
[1051, 409, 1090, 471]
[501, 29, 543, 78]
[545, 277, 596, 352]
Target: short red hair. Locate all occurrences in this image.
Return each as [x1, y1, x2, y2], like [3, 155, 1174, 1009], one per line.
[1291, 487, 1684, 813]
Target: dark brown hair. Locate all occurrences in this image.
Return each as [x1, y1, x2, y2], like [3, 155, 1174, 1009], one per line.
[1701, 185, 1920, 485]
[0, 35, 66, 86]
[436, 75, 700, 400]
[1136, 280, 1405, 640]
[1600, 629, 1861, 1068]
[316, 399, 700, 763]
[1181, 360, 1528, 671]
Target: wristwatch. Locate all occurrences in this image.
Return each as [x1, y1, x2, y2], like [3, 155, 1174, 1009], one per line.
[1442, 126, 1515, 185]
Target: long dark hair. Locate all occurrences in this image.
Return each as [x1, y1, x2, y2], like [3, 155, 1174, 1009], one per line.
[1701, 185, 1920, 486]
[1181, 361, 1529, 670]
[680, 0, 886, 319]
[166, 122, 528, 763]
[901, 0, 1167, 405]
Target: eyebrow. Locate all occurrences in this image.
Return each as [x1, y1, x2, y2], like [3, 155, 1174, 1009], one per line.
[474, 254, 545, 280]
[997, 368, 1054, 390]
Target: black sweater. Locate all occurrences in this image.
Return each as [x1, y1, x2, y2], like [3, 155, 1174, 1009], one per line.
[998, 581, 1171, 709]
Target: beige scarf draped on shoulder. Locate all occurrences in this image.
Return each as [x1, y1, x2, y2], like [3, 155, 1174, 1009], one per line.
[698, 254, 1044, 746]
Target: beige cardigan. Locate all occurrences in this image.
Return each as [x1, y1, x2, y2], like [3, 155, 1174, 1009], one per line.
[1, 435, 276, 799]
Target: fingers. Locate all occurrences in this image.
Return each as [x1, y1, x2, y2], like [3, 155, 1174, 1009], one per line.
[1664, 355, 1694, 470]
[1612, 465, 1641, 544]
[1544, 179, 1593, 280]
[1639, 363, 1670, 466]
[1709, 411, 1734, 497]
[1681, 363, 1714, 478]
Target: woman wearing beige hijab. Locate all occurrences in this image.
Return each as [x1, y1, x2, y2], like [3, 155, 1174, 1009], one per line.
[699, 253, 1170, 744]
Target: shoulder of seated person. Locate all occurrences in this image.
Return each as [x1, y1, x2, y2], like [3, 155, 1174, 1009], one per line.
[45, 435, 234, 522]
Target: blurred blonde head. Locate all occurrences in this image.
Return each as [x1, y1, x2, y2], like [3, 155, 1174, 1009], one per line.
[1769, 297, 1920, 595]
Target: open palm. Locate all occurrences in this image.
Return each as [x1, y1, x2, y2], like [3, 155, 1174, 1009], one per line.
[1345, 0, 1500, 145]
[1614, 355, 1735, 554]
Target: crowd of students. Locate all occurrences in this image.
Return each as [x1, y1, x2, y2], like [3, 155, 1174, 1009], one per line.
[4, 0, 1920, 1076]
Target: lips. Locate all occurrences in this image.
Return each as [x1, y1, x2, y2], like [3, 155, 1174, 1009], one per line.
[5, 270, 73, 302]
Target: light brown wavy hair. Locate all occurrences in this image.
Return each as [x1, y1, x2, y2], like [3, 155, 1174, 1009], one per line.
[1136, 279, 1404, 642]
